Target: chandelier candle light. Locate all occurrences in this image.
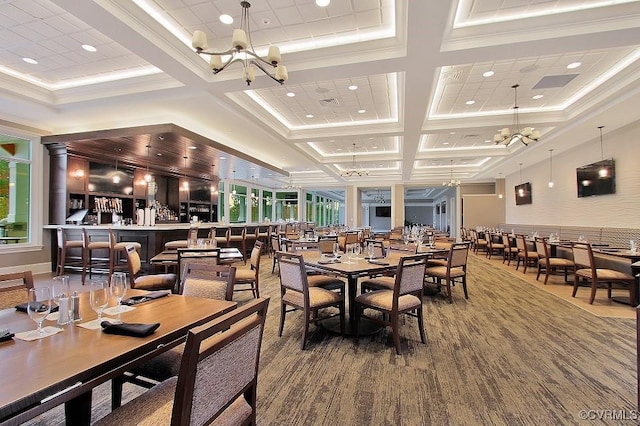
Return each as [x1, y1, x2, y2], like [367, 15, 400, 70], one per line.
[192, 1, 288, 86]
[340, 143, 369, 177]
[494, 84, 540, 146]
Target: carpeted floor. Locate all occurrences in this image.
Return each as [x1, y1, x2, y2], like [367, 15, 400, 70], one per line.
[25, 253, 637, 425]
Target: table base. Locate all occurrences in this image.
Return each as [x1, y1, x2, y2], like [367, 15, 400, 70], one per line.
[611, 296, 638, 307]
[320, 315, 383, 337]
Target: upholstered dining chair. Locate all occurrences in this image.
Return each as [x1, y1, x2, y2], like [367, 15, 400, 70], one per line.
[501, 233, 519, 266]
[515, 234, 539, 273]
[81, 227, 111, 285]
[271, 234, 283, 274]
[318, 235, 339, 255]
[276, 251, 345, 350]
[571, 243, 635, 304]
[535, 237, 574, 284]
[470, 229, 487, 254]
[100, 298, 269, 426]
[111, 263, 237, 409]
[424, 242, 470, 303]
[176, 247, 221, 283]
[108, 228, 142, 277]
[0, 271, 34, 310]
[485, 233, 505, 260]
[354, 254, 428, 355]
[233, 241, 263, 299]
[55, 227, 83, 276]
[125, 245, 176, 292]
[164, 226, 199, 250]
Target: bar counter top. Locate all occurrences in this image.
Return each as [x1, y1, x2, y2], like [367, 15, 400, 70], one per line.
[43, 222, 269, 230]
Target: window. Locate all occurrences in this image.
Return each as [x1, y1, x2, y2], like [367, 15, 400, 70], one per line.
[0, 130, 40, 248]
[262, 190, 272, 222]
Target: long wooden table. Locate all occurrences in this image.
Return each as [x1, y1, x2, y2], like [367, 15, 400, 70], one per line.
[0, 290, 236, 425]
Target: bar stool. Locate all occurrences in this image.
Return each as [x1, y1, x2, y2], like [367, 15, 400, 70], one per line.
[109, 229, 142, 277]
[164, 226, 199, 250]
[56, 227, 84, 276]
[82, 228, 111, 285]
[227, 226, 246, 264]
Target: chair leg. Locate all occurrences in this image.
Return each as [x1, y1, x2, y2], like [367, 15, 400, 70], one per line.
[536, 265, 542, 281]
[301, 311, 309, 350]
[339, 302, 345, 336]
[544, 269, 550, 285]
[355, 303, 361, 338]
[278, 302, 286, 337]
[461, 276, 468, 299]
[417, 306, 426, 344]
[572, 276, 580, 297]
[81, 249, 88, 285]
[391, 313, 401, 355]
[589, 280, 597, 304]
[446, 278, 453, 303]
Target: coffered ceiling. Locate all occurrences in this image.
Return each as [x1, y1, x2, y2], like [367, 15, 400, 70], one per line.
[1, 0, 639, 194]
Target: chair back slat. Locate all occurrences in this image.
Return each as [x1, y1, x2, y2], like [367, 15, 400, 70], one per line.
[572, 243, 593, 269]
[125, 245, 142, 282]
[179, 263, 235, 301]
[449, 243, 470, 268]
[534, 237, 547, 258]
[396, 255, 428, 297]
[515, 234, 526, 251]
[250, 241, 263, 270]
[277, 253, 306, 293]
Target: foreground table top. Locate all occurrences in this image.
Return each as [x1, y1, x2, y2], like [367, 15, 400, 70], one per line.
[0, 290, 236, 425]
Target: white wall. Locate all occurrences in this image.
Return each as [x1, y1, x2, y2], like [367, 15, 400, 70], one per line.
[505, 121, 640, 227]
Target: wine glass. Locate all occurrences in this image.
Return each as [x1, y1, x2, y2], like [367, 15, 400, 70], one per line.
[353, 244, 362, 260]
[367, 242, 375, 260]
[90, 280, 110, 324]
[332, 242, 340, 260]
[52, 276, 71, 326]
[110, 272, 128, 320]
[27, 287, 51, 336]
[402, 234, 409, 246]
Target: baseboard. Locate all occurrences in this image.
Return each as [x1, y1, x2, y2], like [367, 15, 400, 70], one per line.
[0, 262, 52, 276]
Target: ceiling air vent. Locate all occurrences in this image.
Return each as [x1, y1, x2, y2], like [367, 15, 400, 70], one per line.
[533, 74, 578, 89]
[319, 98, 340, 107]
[442, 70, 463, 83]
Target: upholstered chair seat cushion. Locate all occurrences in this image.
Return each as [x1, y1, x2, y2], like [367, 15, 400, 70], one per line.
[66, 240, 83, 248]
[94, 376, 252, 426]
[134, 273, 176, 291]
[88, 241, 110, 250]
[283, 287, 342, 308]
[234, 268, 255, 282]
[114, 241, 142, 251]
[541, 258, 574, 267]
[355, 290, 421, 311]
[307, 275, 344, 289]
[164, 240, 188, 250]
[426, 258, 448, 267]
[424, 266, 466, 279]
[576, 268, 634, 281]
[360, 276, 395, 290]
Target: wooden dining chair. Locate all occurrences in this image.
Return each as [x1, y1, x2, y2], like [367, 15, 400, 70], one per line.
[0, 271, 34, 310]
[515, 234, 539, 273]
[571, 243, 635, 304]
[354, 254, 428, 355]
[101, 298, 269, 426]
[233, 241, 263, 299]
[276, 251, 345, 350]
[176, 247, 221, 284]
[424, 242, 470, 303]
[535, 237, 574, 284]
[125, 245, 176, 292]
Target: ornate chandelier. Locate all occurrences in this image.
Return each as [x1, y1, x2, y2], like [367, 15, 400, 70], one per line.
[493, 84, 540, 146]
[191, 1, 288, 86]
[340, 143, 369, 177]
[229, 170, 239, 207]
[373, 189, 385, 203]
[282, 176, 301, 190]
[442, 160, 460, 187]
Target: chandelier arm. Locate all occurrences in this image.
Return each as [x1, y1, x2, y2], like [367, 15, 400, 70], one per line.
[248, 60, 284, 84]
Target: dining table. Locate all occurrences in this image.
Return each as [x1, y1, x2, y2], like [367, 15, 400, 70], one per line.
[0, 289, 236, 425]
[149, 246, 244, 270]
[301, 247, 447, 336]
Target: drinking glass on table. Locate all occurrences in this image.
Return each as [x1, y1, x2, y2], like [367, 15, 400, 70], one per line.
[110, 272, 128, 320]
[52, 276, 71, 326]
[332, 242, 340, 260]
[366, 242, 375, 260]
[27, 287, 51, 336]
[402, 234, 409, 246]
[90, 280, 110, 323]
[353, 244, 362, 259]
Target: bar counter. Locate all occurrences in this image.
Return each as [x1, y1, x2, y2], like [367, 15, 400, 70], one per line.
[43, 222, 268, 272]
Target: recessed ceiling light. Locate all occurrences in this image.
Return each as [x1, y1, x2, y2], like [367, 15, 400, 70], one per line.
[483, 70, 494, 77]
[306, 114, 314, 118]
[286, 92, 295, 97]
[532, 94, 544, 100]
[484, 140, 492, 143]
[465, 100, 475, 105]
[348, 85, 358, 90]
[219, 156, 226, 160]
[219, 14, 233, 25]
[336, 148, 343, 151]
[358, 109, 366, 114]
[316, 0, 330, 7]
[82, 44, 97, 52]
[567, 62, 581, 69]
[188, 146, 197, 150]
[443, 142, 449, 145]
[157, 153, 163, 156]
[22, 57, 38, 64]
[449, 132, 456, 135]
[371, 146, 378, 149]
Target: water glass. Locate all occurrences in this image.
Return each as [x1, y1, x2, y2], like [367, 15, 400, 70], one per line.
[52, 276, 71, 326]
[353, 244, 361, 259]
[367, 242, 374, 260]
[332, 242, 340, 260]
[90, 280, 110, 323]
[27, 287, 51, 335]
[631, 240, 637, 253]
[110, 272, 128, 319]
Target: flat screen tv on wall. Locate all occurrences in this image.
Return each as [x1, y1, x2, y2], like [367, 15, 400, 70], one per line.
[515, 182, 532, 205]
[375, 206, 391, 217]
[576, 159, 615, 198]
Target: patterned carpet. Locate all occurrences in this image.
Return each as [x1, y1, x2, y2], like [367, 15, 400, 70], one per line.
[26, 253, 637, 425]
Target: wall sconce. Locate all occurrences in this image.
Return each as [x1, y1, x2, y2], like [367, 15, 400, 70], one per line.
[73, 169, 85, 179]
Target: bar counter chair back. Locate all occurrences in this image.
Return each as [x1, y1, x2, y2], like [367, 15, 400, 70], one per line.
[164, 226, 199, 250]
[56, 227, 84, 276]
[81, 228, 111, 285]
[109, 228, 142, 278]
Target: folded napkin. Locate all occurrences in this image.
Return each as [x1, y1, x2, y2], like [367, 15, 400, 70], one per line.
[368, 260, 390, 266]
[0, 329, 14, 342]
[15, 303, 59, 313]
[101, 321, 160, 337]
[318, 259, 341, 264]
[14, 326, 63, 342]
[122, 291, 170, 306]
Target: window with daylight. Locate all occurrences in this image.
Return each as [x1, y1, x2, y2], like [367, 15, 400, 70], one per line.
[0, 133, 32, 245]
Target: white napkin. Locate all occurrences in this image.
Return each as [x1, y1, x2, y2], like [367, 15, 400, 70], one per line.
[102, 305, 135, 316]
[77, 318, 119, 330]
[14, 326, 64, 341]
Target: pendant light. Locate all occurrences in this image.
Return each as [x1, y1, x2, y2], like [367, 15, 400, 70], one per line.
[210, 163, 217, 194]
[182, 147, 189, 191]
[597, 126, 609, 178]
[144, 144, 152, 182]
[518, 163, 525, 197]
[112, 149, 121, 184]
[547, 149, 554, 188]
